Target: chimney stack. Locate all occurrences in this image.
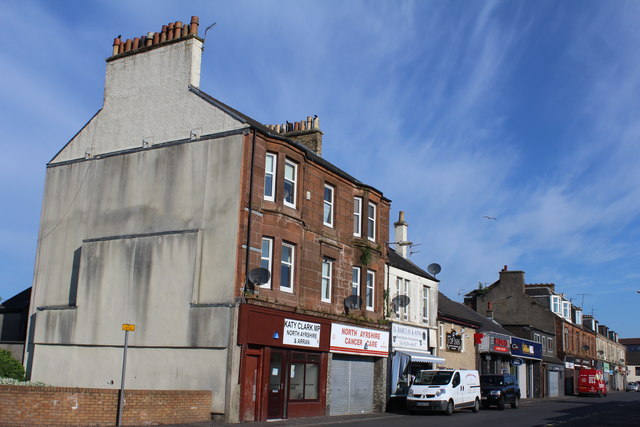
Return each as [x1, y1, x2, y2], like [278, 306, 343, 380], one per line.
[394, 211, 409, 258]
[266, 116, 323, 156]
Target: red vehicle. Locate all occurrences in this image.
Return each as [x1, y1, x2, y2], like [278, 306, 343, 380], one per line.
[577, 369, 607, 397]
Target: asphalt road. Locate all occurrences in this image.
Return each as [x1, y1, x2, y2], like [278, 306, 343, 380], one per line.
[153, 391, 640, 427]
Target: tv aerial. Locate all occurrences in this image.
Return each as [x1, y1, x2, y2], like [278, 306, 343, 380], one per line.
[427, 263, 441, 277]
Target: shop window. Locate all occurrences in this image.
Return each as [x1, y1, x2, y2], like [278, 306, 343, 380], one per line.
[289, 352, 320, 401]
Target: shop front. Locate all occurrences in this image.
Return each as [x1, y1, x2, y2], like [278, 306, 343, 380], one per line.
[388, 323, 444, 400]
[477, 332, 512, 375]
[237, 304, 332, 422]
[510, 337, 542, 398]
[328, 322, 389, 415]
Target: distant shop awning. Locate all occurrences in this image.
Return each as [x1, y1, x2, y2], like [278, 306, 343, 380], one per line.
[396, 350, 445, 364]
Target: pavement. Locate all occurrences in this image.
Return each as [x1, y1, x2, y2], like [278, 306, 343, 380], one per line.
[144, 394, 586, 427]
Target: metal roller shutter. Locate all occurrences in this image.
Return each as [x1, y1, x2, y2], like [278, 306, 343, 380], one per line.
[548, 371, 559, 397]
[329, 355, 374, 415]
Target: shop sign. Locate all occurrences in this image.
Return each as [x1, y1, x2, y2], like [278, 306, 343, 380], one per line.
[510, 337, 542, 360]
[283, 319, 321, 348]
[491, 336, 510, 353]
[565, 361, 575, 369]
[511, 358, 523, 366]
[446, 331, 462, 352]
[392, 323, 429, 351]
[330, 323, 389, 357]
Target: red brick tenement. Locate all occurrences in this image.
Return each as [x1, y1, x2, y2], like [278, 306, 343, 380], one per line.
[0, 386, 211, 426]
[235, 121, 391, 320]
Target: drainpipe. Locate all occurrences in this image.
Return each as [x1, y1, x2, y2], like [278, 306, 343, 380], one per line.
[243, 129, 257, 300]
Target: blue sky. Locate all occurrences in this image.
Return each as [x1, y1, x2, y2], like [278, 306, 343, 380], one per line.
[1, 1, 639, 337]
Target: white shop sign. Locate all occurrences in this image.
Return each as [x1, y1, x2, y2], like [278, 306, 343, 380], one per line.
[391, 323, 429, 351]
[283, 318, 321, 348]
[330, 323, 389, 357]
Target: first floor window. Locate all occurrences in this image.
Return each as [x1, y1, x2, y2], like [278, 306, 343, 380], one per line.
[321, 258, 332, 302]
[281, 242, 294, 292]
[260, 237, 273, 288]
[534, 333, 541, 343]
[394, 278, 402, 318]
[403, 279, 410, 320]
[366, 270, 375, 310]
[439, 323, 444, 349]
[422, 286, 429, 323]
[289, 352, 320, 400]
[548, 338, 553, 351]
[351, 267, 361, 296]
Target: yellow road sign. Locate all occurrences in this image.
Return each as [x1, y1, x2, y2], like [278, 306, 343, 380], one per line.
[122, 324, 135, 331]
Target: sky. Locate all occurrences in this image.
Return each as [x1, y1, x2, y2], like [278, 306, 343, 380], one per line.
[1, 1, 639, 337]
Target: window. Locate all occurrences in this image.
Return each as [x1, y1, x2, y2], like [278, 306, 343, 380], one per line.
[366, 270, 375, 311]
[563, 327, 568, 351]
[321, 258, 332, 302]
[636, 367, 640, 376]
[575, 310, 583, 325]
[367, 202, 376, 241]
[548, 338, 553, 351]
[264, 153, 276, 201]
[562, 301, 571, 320]
[551, 295, 560, 314]
[353, 197, 362, 236]
[323, 184, 334, 227]
[422, 286, 429, 324]
[439, 323, 444, 349]
[280, 242, 294, 292]
[403, 279, 410, 320]
[534, 333, 541, 343]
[394, 278, 401, 319]
[289, 352, 320, 401]
[542, 336, 547, 351]
[351, 267, 361, 297]
[260, 237, 273, 288]
[284, 160, 297, 208]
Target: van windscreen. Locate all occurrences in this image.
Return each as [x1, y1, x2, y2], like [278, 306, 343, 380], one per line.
[414, 371, 453, 386]
[481, 375, 505, 386]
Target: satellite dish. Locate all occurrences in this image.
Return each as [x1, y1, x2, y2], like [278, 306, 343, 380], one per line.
[427, 263, 441, 276]
[248, 268, 270, 286]
[391, 295, 411, 311]
[344, 295, 362, 313]
[582, 344, 590, 351]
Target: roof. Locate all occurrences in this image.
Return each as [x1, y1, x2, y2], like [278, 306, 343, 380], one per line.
[189, 86, 390, 201]
[626, 351, 640, 365]
[387, 249, 438, 281]
[437, 292, 482, 329]
[0, 287, 31, 311]
[524, 287, 551, 297]
[620, 338, 640, 345]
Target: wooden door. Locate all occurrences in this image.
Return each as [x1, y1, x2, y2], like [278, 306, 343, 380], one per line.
[267, 350, 287, 419]
[240, 353, 260, 421]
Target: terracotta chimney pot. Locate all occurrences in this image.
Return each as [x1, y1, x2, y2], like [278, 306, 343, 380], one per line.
[190, 16, 199, 35]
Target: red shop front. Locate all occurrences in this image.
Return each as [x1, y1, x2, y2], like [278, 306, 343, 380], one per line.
[238, 304, 332, 422]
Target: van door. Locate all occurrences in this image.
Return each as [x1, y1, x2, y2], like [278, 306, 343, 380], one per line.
[451, 371, 463, 405]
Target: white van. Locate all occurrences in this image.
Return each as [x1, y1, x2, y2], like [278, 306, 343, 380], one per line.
[406, 369, 481, 416]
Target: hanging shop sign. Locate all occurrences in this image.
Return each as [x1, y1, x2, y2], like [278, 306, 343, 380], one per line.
[283, 318, 321, 348]
[446, 331, 463, 352]
[391, 323, 429, 351]
[491, 336, 510, 353]
[330, 323, 389, 357]
[477, 331, 511, 354]
[511, 358, 524, 366]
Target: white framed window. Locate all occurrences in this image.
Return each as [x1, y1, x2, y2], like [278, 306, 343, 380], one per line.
[403, 279, 410, 320]
[353, 197, 362, 237]
[367, 202, 376, 241]
[439, 323, 444, 349]
[562, 301, 571, 320]
[280, 242, 294, 292]
[283, 160, 297, 208]
[323, 184, 334, 227]
[542, 336, 547, 351]
[575, 310, 582, 325]
[422, 286, 429, 324]
[366, 270, 375, 311]
[551, 295, 560, 314]
[264, 153, 276, 201]
[351, 267, 361, 297]
[260, 237, 273, 288]
[548, 338, 553, 351]
[534, 333, 541, 343]
[394, 278, 401, 318]
[321, 258, 332, 302]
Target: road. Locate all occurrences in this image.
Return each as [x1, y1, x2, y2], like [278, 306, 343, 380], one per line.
[156, 391, 640, 427]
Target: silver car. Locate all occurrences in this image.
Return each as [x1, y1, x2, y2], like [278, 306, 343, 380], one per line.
[625, 382, 639, 392]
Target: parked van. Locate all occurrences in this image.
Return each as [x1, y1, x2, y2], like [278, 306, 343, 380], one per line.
[577, 369, 607, 397]
[406, 369, 481, 416]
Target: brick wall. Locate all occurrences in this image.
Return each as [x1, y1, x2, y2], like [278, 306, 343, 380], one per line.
[0, 386, 211, 426]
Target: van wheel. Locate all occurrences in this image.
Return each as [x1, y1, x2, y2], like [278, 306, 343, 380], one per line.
[497, 396, 505, 410]
[472, 397, 480, 413]
[445, 399, 454, 416]
[511, 396, 519, 409]
[597, 391, 603, 398]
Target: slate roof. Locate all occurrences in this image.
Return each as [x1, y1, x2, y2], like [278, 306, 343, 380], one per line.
[438, 292, 514, 336]
[626, 351, 640, 365]
[189, 86, 390, 201]
[387, 249, 438, 281]
[0, 287, 31, 311]
[620, 338, 640, 345]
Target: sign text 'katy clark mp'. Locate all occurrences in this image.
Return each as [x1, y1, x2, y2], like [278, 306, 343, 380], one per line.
[330, 323, 389, 357]
[283, 319, 321, 348]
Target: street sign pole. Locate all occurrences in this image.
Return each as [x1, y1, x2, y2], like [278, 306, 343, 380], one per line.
[117, 324, 135, 426]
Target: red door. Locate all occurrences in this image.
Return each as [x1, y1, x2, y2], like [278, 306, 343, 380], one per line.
[240, 352, 261, 421]
[267, 350, 287, 419]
